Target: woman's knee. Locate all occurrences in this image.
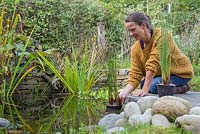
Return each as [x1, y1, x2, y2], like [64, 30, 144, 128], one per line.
[149, 87, 158, 94]
[149, 77, 162, 94]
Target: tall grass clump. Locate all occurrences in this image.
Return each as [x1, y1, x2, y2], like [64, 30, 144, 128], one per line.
[160, 27, 172, 85]
[37, 42, 100, 95]
[105, 47, 120, 104]
[159, 12, 173, 85]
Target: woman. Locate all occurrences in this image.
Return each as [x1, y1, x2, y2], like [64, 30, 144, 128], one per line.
[119, 12, 194, 101]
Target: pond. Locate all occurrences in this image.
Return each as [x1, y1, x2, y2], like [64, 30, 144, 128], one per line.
[0, 93, 110, 133]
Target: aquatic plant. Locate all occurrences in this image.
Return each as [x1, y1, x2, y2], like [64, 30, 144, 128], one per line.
[159, 12, 173, 85]
[37, 43, 100, 95]
[104, 46, 122, 107]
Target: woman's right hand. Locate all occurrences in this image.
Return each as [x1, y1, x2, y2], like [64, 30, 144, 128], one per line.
[118, 84, 134, 103]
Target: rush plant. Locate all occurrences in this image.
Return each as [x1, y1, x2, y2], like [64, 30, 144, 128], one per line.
[105, 47, 121, 106]
[37, 43, 100, 95]
[159, 13, 173, 85]
[160, 28, 172, 85]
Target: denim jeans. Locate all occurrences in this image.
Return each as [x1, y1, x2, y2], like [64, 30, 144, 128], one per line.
[140, 75, 192, 94]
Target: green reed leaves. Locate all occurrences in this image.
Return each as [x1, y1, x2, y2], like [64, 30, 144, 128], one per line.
[38, 43, 100, 95]
[106, 57, 118, 100]
[159, 14, 173, 85]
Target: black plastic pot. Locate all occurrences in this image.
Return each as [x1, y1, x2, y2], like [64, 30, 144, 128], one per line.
[105, 103, 122, 113]
[157, 84, 175, 97]
[105, 96, 123, 113]
[106, 103, 122, 111]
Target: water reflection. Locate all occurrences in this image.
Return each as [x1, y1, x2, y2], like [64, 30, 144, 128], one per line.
[1, 94, 106, 133]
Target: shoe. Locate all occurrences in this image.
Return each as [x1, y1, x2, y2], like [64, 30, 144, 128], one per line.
[174, 84, 190, 94]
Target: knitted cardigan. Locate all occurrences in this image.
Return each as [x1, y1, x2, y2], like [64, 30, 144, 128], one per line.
[127, 28, 194, 89]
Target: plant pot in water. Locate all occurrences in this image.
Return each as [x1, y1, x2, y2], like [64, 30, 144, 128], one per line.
[157, 84, 175, 97]
[106, 97, 122, 112]
[106, 103, 122, 111]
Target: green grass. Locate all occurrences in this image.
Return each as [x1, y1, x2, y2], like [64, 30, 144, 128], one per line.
[190, 76, 200, 92]
[77, 124, 190, 134]
[189, 64, 200, 92]
[121, 124, 190, 134]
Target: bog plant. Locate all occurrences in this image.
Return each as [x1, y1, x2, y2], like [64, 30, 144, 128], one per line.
[159, 14, 173, 85]
[106, 57, 118, 102]
[37, 43, 100, 95]
[105, 47, 122, 105]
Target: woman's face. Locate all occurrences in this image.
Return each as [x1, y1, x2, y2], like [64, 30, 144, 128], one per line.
[125, 22, 146, 41]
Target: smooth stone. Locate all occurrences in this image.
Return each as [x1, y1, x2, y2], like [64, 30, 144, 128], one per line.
[119, 112, 125, 117]
[189, 107, 200, 115]
[0, 118, 10, 128]
[128, 114, 143, 126]
[152, 99, 189, 121]
[142, 108, 152, 124]
[114, 118, 127, 127]
[137, 96, 158, 113]
[175, 115, 200, 134]
[124, 102, 141, 118]
[159, 96, 192, 110]
[98, 114, 123, 129]
[152, 114, 171, 128]
[128, 109, 152, 126]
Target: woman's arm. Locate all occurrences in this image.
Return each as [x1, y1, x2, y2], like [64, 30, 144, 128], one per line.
[119, 83, 134, 103]
[135, 70, 155, 96]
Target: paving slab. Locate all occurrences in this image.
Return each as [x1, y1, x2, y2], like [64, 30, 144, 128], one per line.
[125, 91, 200, 107]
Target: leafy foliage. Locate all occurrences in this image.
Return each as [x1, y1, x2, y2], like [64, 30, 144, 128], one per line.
[2, 0, 200, 59]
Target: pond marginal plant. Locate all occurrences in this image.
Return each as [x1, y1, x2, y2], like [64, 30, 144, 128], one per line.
[105, 47, 122, 106]
[37, 42, 100, 95]
[0, 0, 36, 97]
[159, 13, 173, 85]
[160, 28, 172, 85]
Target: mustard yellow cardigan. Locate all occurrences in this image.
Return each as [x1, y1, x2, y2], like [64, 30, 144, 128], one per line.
[127, 28, 194, 89]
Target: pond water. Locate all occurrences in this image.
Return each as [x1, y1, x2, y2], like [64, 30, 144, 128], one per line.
[1, 93, 109, 133]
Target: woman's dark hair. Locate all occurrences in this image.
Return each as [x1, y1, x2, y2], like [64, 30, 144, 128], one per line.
[125, 12, 153, 30]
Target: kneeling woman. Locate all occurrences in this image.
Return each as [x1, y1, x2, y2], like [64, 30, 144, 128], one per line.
[119, 12, 193, 100]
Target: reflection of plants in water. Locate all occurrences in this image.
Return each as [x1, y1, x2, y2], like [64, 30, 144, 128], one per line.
[1, 91, 106, 133]
[39, 95, 105, 133]
[4, 97, 34, 133]
[0, 80, 6, 116]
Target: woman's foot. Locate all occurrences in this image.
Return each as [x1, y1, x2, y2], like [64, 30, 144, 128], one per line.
[174, 84, 191, 94]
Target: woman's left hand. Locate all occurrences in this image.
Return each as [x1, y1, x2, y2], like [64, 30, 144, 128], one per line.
[132, 89, 149, 96]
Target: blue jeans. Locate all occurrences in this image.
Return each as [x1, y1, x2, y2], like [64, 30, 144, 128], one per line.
[140, 75, 192, 94]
